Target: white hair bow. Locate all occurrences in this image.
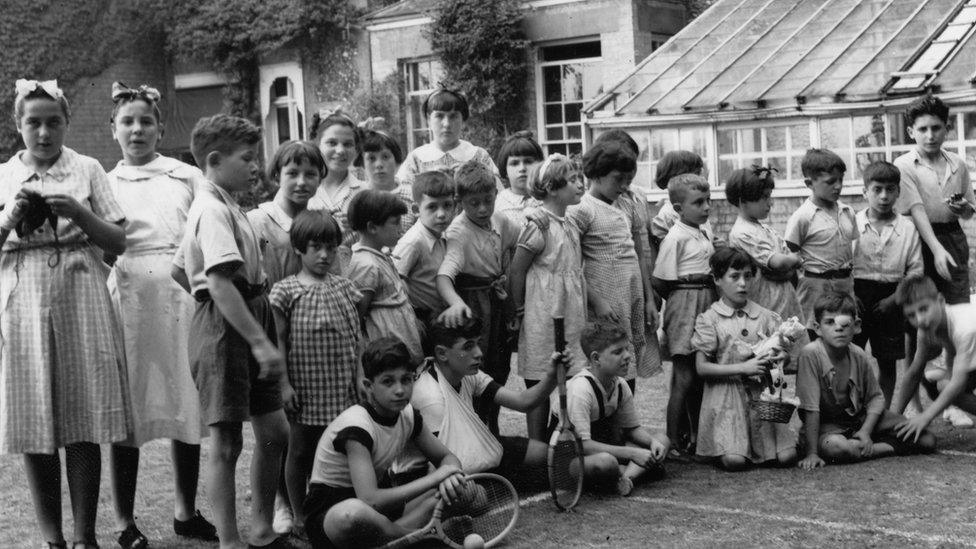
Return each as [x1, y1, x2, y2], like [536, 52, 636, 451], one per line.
[15, 79, 63, 100]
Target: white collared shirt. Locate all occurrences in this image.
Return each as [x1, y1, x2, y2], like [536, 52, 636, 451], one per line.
[784, 198, 858, 273]
[852, 209, 923, 282]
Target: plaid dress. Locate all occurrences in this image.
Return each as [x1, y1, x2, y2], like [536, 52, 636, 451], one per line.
[569, 194, 660, 378]
[269, 273, 363, 425]
[0, 148, 130, 454]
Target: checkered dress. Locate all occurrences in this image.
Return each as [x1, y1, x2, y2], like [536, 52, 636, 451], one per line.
[270, 273, 363, 425]
[0, 148, 130, 454]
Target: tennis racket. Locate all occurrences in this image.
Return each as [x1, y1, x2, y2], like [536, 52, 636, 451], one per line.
[379, 473, 519, 549]
[547, 317, 584, 511]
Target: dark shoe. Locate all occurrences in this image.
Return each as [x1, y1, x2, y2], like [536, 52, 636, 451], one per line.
[44, 543, 67, 549]
[248, 536, 296, 549]
[174, 510, 218, 542]
[117, 524, 147, 549]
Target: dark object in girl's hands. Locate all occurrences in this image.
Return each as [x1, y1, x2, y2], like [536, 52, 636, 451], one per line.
[13, 188, 57, 238]
[947, 192, 965, 204]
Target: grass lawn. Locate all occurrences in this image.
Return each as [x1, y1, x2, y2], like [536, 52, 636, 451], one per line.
[3, 358, 976, 548]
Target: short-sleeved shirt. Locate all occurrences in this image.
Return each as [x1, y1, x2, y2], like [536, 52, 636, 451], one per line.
[784, 198, 857, 273]
[727, 217, 788, 269]
[174, 180, 265, 295]
[247, 201, 301, 286]
[795, 340, 885, 426]
[894, 148, 975, 224]
[310, 403, 423, 488]
[564, 369, 639, 441]
[852, 209, 923, 283]
[391, 221, 447, 312]
[411, 364, 501, 433]
[652, 219, 713, 279]
[0, 147, 126, 251]
[438, 211, 519, 281]
[690, 300, 783, 365]
[925, 303, 976, 376]
[396, 140, 500, 186]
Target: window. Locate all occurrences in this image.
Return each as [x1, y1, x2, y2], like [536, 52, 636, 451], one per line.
[268, 77, 303, 146]
[596, 126, 710, 196]
[403, 59, 444, 150]
[717, 123, 810, 185]
[537, 41, 603, 156]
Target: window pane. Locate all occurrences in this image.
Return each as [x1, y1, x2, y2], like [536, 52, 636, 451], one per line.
[565, 103, 582, 123]
[297, 111, 304, 139]
[650, 128, 678, 160]
[789, 124, 811, 150]
[820, 117, 850, 150]
[765, 126, 787, 152]
[548, 143, 568, 155]
[855, 151, 886, 178]
[965, 146, 976, 173]
[541, 41, 601, 62]
[543, 66, 561, 102]
[276, 106, 290, 144]
[272, 78, 288, 99]
[789, 154, 804, 180]
[546, 126, 563, 141]
[562, 65, 584, 102]
[740, 128, 761, 153]
[409, 96, 425, 129]
[964, 112, 976, 141]
[718, 158, 735, 184]
[717, 128, 736, 155]
[679, 127, 708, 159]
[625, 129, 650, 163]
[545, 104, 562, 124]
[567, 125, 582, 140]
[767, 156, 786, 177]
[568, 142, 583, 156]
[852, 114, 885, 148]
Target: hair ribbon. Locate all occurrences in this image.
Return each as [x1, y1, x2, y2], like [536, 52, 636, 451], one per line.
[111, 81, 161, 103]
[15, 79, 64, 101]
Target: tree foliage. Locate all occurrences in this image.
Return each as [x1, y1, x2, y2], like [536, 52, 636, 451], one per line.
[425, 0, 530, 155]
[147, 0, 356, 121]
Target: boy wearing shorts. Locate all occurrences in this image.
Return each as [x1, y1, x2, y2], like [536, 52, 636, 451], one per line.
[796, 292, 935, 470]
[852, 161, 923, 406]
[172, 114, 289, 549]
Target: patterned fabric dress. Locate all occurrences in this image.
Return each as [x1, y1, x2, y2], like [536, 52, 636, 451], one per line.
[247, 201, 301, 286]
[269, 274, 363, 425]
[346, 243, 424, 364]
[308, 172, 366, 275]
[516, 209, 587, 381]
[569, 193, 659, 378]
[0, 147, 130, 454]
[108, 154, 206, 446]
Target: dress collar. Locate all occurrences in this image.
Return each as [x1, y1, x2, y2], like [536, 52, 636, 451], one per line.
[712, 299, 761, 319]
[8, 146, 77, 183]
[111, 154, 196, 181]
[257, 201, 293, 232]
[413, 140, 476, 163]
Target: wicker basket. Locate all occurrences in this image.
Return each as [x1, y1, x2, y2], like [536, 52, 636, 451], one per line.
[751, 399, 796, 423]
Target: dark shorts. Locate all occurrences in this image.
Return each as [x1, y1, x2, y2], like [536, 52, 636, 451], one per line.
[922, 223, 971, 305]
[304, 477, 400, 549]
[802, 410, 931, 457]
[189, 293, 283, 425]
[493, 436, 530, 477]
[852, 279, 905, 361]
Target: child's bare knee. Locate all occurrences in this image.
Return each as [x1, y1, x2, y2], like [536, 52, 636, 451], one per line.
[211, 430, 243, 462]
[324, 499, 372, 536]
[917, 432, 937, 453]
[588, 453, 619, 479]
[777, 447, 797, 465]
[720, 454, 748, 471]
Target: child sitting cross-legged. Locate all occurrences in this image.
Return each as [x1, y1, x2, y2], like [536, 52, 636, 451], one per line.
[564, 321, 671, 496]
[691, 247, 798, 471]
[306, 337, 466, 549]
[395, 317, 569, 480]
[796, 291, 936, 470]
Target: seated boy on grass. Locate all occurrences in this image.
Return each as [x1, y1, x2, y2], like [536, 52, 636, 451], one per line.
[892, 274, 976, 442]
[796, 292, 935, 470]
[306, 337, 467, 549]
[565, 320, 670, 495]
[396, 317, 568, 479]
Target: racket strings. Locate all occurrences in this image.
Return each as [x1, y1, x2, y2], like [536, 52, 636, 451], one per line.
[551, 438, 583, 507]
[441, 478, 517, 544]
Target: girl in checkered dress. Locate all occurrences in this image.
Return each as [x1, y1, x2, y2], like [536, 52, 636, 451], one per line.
[0, 80, 129, 548]
[269, 209, 364, 537]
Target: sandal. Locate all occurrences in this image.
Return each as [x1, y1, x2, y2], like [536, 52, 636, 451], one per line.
[117, 524, 147, 549]
[174, 510, 218, 541]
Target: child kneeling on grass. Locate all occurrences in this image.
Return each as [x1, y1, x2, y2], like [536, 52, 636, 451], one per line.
[565, 320, 671, 496]
[306, 337, 466, 549]
[691, 247, 798, 471]
[796, 291, 936, 470]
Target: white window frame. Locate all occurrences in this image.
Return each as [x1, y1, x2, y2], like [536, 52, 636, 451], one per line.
[259, 62, 305, 159]
[535, 39, 602, 156]
[402, 58, 444, 151]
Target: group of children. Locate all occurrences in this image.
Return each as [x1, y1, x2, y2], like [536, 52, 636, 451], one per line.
[2, 76, 975, 549]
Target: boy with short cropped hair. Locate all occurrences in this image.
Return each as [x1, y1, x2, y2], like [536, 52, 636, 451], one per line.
[436, 160, 521, 433]
[392, 170, 456, 326]
[892, 275, 976, 442]
[171, 114, 290, 549]
[398, 317, 566, 479]
[796, 292, 935, 471]
[566, 320, 670, 496]
[785, 148, 859, 336]
[307, 337, 466, 549]
[894, 96, 975, 305]
[852, 161, 923, 406]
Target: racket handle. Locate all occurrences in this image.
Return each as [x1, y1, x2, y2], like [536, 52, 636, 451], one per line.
[553, 317, 566, 353]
